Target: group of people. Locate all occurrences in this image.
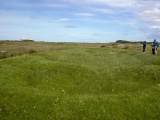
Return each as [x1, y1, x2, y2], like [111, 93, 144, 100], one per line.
[143, 39, 159, 55]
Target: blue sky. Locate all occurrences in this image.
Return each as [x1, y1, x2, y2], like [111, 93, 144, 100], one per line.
[0, 0, 160, 43]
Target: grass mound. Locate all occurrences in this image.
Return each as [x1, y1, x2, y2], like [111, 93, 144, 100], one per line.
[0, 45, 160, 120]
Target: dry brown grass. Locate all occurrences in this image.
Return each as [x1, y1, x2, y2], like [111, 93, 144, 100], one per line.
[0, 41, 67, 59]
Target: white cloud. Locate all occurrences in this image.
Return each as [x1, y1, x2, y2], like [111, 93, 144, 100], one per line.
[154, 19, 160, 22]
[89, 7, 114, 14]
[139, 6, 160, 39]
[57, 18, 71, 21]
[92, 0, 135, 7]
[76, 13, 95, 17]
[66, 0, 136, 7]
[134, 1, 156, 9]
[43, 4, 68, 8]
[139, 8, 160, 24]
[141, 8, 160, 15]
[137, 1, 160, 39]
[149, 26, 160, 29]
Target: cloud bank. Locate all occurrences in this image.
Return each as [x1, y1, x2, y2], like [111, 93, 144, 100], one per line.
[0, 0, 160, 42]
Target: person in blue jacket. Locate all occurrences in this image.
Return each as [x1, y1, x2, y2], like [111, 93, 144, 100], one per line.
[153, 39, 159, 55]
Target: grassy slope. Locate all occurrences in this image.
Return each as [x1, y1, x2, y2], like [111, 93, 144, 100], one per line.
[0, 44, 160, 120]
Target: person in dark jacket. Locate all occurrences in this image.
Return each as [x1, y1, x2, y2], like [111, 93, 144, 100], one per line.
[151, 42, 155, 55]
[142, 41, 146, 53]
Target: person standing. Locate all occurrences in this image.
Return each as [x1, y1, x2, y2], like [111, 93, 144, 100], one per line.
[142, 41, 146, 53]
[153, 39, 159, 55]
[151, 42, 155, 55]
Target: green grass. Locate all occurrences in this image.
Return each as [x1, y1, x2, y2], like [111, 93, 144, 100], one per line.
[0, 43, 160, 120]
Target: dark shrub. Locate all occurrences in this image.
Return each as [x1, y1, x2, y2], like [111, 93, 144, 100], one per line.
[28, 49, 37, 54]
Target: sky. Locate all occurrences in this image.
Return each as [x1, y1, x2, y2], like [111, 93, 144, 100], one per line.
[0, 0, 160, 43]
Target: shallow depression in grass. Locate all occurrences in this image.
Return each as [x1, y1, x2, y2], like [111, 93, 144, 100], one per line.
[0, 44, 160, 120]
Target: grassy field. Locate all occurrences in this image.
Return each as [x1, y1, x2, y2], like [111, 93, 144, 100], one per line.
[0, 41, 160, 120]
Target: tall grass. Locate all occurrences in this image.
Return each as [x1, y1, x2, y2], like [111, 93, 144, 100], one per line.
[0, 41, 67, 59]
[0, 43, 160, 120]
